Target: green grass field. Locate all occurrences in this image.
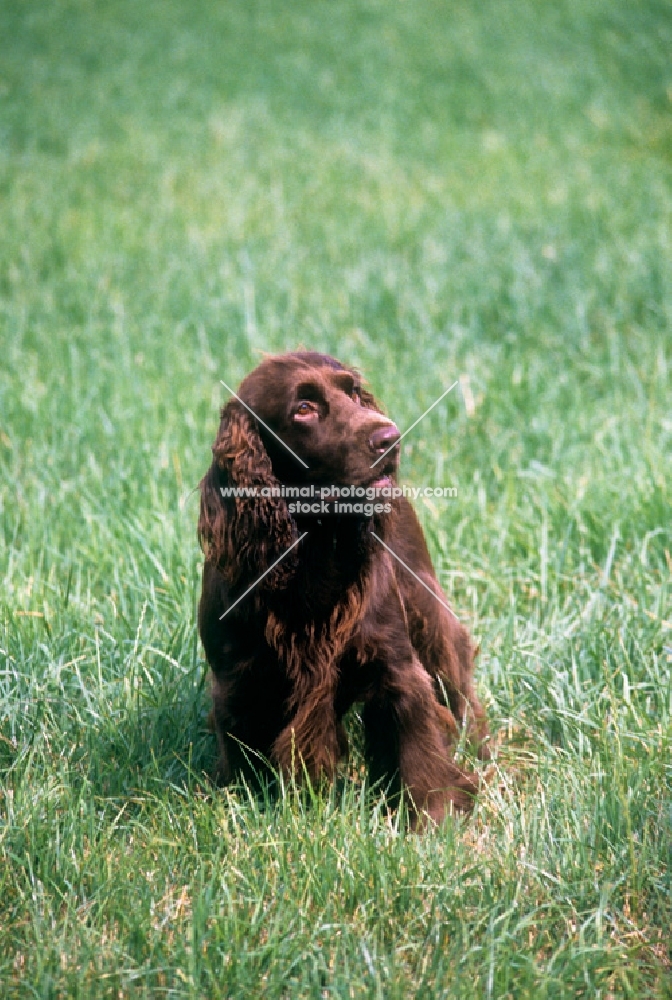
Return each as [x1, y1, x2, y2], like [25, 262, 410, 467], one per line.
[1, 0, 671, 995]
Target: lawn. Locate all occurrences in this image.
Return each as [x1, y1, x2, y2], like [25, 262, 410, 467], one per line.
[1, 0, 670, 996]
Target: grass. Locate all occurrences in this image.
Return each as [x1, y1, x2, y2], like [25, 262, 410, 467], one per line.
[1, 0, 671, 995]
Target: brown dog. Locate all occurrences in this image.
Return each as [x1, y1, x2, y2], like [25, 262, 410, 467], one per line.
[198, 351, 489, 824]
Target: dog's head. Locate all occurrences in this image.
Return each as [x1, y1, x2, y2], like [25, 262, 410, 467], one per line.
[234, 351, 399, 488]
[198, 352, 400, 583]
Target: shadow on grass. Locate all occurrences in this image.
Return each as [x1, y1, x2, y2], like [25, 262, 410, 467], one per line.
[82, 675, 219, 799]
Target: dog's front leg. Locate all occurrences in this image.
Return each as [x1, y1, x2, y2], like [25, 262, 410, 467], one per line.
[363, 654, 478, 826]
[361, 590, 479, 826]
[271, 681, 342, 785]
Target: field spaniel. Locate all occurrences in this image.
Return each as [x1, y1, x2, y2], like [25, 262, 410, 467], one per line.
[198, 351, 489, 825]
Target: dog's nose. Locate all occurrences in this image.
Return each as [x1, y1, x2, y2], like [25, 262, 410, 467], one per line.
[369, 423, 400, 454]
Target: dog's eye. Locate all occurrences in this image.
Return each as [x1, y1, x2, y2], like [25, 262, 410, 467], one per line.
[294, 400, 319, 421]
[352, 387, 361, 404]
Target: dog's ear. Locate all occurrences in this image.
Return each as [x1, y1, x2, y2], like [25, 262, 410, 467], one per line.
[198, 399, 298, 588]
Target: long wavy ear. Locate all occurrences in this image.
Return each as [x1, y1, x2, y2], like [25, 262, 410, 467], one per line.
[198, 399, 298, 588]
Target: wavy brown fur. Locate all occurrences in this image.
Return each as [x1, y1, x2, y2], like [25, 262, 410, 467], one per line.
[198, 351, 490, 826]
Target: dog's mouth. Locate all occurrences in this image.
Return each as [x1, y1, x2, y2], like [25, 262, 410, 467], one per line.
[368, 474, 393, 491]
[366, 456, 398, 491]
[294, 455, 399, 495]
[314, 469, 396, 498]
